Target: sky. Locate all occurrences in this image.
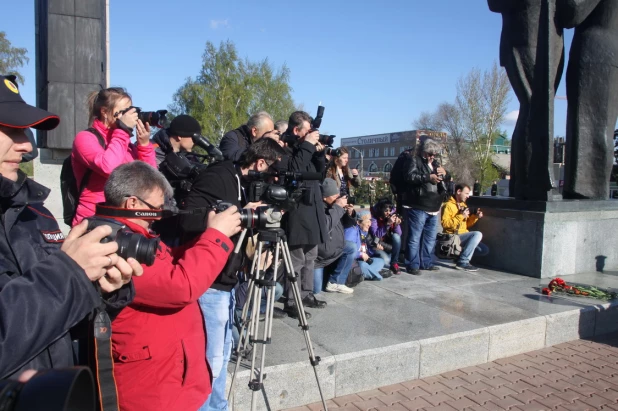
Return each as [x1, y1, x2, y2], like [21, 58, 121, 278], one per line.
[6, 0, 577, 147]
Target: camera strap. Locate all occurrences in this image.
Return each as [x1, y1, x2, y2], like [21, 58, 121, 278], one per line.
[95, 203, 207, 220]
[92, 306, 119, 411]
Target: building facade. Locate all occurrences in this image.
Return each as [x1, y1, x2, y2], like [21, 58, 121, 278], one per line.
[340, 130, 448, 176]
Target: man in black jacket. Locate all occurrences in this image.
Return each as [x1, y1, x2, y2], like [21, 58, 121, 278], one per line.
[179, 137, 285, 410]
[0, 75, 140, 379]
[219, 111, 275, 162]
[278, 111, 328, 317]
[402, 138, 448, 275]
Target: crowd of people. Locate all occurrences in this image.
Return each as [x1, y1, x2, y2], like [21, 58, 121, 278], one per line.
[0, 79, 490, 410]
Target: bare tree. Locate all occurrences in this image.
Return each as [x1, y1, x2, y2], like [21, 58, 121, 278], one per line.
[455, 62, 511, 189]
[413, 111, 440, 131]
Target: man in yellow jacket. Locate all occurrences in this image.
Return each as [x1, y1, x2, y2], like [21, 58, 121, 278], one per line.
[441, 183, 489, 271]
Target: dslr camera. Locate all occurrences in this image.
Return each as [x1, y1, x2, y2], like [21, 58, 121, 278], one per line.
[458, 205, 479, 216]
[117, 106, 168, 128]
[310, 105, 337, 147]
[85, 217, 160, 266]
[372, 237, 393, 253]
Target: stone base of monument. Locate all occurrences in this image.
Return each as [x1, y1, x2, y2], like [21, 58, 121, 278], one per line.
[33, 148, 71, 233]
[467, 197, 618, 278]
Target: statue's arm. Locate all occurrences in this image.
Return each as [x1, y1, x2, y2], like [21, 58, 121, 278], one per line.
[558, 0, 602, 28]
[487, 0, 522, 13]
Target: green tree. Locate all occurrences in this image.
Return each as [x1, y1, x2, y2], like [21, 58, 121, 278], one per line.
[169, 40, 296, 144]
[0, 32, 29, 84]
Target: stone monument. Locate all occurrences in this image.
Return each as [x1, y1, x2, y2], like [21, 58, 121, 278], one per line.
[34, 0, 108, 229]
[473, 0, 618, 277]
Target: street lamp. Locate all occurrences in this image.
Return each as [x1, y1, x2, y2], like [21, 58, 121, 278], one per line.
[350, 147, 364, 179]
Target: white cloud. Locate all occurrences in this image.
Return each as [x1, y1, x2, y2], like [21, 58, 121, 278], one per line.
[504, 110, 519, 126]
[210, 19, 229, 30]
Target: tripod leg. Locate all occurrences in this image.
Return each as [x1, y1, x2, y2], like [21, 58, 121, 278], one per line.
[228, 241, 268, 404]
[281, 241, 328, 410]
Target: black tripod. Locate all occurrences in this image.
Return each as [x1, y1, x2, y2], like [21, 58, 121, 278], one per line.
[228, 227, 328, 411]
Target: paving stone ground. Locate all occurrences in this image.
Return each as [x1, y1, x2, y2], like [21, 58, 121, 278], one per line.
[284, 332, 618, 411]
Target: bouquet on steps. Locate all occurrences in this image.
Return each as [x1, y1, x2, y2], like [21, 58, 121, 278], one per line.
[542, 277, 617, 300]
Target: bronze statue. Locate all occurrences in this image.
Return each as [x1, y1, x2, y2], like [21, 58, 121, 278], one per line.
[561, 0, 618, 199]
[488, 0, 565, 200]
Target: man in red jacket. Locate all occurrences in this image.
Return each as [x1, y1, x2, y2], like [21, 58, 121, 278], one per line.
[97, 161, 241, 411]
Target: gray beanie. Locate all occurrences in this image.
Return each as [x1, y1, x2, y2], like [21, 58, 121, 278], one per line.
[321, 178, 339, 197]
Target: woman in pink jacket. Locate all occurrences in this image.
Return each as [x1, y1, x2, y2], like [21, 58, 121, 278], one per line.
[71, 87, 157, 225]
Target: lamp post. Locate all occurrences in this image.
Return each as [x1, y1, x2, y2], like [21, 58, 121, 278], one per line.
[350, 147, 364, 179]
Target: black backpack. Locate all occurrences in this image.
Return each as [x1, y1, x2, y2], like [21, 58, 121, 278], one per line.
[60, 128, 106, 226]
[389, 149, 413, 196]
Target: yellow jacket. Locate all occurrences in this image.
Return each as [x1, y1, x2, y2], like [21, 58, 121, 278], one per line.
[441, 196, 479, 234]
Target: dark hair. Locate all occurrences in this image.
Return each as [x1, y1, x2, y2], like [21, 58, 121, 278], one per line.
[238, 137, 286, 168]
[373, 198, 393, 219]
[87, 87, 132, 123]
[454, 183, 471, 193]
[286, 111, 312, 134]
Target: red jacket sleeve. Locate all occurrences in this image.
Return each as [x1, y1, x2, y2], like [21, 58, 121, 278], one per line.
[73, 128, 132, 178]
[131, 228, 232, 308]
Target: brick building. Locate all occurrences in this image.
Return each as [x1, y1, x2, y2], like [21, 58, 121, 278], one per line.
[340, 130, 448, 176]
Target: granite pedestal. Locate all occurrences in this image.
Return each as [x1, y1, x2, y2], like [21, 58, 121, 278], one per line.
[467, 197, 618, 278]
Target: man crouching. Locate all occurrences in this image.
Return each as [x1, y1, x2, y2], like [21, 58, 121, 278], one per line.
[97, 161, 241, 411]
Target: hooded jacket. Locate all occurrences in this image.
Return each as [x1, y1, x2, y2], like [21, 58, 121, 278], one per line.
[315, 202, 346, 268]
[71, 119, 157, 225]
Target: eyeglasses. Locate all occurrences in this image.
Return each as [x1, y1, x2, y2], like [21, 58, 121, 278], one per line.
[126, 194, 164, 211]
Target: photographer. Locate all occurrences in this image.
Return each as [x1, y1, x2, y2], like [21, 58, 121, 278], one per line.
[343, 211, 387, 280]
[152, 115, 205, 244]
[0, 76, 140, 379]
[441, 183, 489, 271]
[219, 111, 275, 162]
[325, 147, 361, 197]
[370, 198, 402, 274]
[71, 87, 157, 226]
[179, 137, 286, 411]
[314, 179, 356, 295]
[278, 111, 328, 317]
[95, 161, 240, 411]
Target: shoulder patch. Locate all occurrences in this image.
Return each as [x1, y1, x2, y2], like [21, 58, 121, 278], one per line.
[40, 230, 65, 243]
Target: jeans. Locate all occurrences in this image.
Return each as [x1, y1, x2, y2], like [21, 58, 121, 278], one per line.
[405, 208, 439, 270]
[198, 288, 235, 411]
[373, 233, 402, 266]
[457, 231, 489, 265]
[359, 257, 385, 280]
[313, 241, 357, 293]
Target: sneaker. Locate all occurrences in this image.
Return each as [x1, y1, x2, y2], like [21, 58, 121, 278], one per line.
[326, 282, 354, 294]
[390, 263, 401, 274]
[456, 263, 478, 272]
[421, 266, 440, 271]
[379, 269, 393, 279]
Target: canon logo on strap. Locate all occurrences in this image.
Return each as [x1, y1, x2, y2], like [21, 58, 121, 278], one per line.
[135, 212, 158, 217]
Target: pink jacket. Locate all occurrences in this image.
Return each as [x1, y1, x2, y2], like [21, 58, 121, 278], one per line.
[71, 119, 157, 226]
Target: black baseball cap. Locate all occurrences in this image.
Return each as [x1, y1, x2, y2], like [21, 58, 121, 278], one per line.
[0, 75, 59, 130]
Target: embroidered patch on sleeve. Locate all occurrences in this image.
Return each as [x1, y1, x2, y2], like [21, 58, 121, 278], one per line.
[41, 230, 66, 243]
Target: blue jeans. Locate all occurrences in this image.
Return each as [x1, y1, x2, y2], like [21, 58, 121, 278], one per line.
[458, 231, 489, 265]
[373, 233, 402, 266]
[199, 289, 235, 411]
[313, 241, 357, 293]
[359, 257, 385, 280]
[406, 208, 439, 270]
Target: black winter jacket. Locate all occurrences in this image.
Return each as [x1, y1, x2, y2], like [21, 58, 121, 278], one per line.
[179, 160, 244, 291]
[0, 172, 133, 378]
[219, 125, 252, 162]
[316, 203, 346, 268]
[402, 155, 447, 212]
[279, 140, 328, 247]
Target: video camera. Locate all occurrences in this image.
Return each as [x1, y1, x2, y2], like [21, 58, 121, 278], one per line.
[85, 217, 160, 266]
[117, 106, 168, 128]
[212, 201, 284, 231]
